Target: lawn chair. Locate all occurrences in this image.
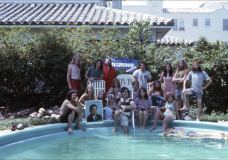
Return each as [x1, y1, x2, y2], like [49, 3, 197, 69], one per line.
[87, 80, 105, 99]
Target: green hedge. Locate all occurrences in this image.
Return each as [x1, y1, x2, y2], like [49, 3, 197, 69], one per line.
[0, 23, 227, 115]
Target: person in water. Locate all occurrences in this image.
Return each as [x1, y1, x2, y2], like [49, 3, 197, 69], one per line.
[163, 126, 228, 138]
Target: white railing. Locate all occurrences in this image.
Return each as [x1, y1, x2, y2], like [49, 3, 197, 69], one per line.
[87, 80, 105, 98]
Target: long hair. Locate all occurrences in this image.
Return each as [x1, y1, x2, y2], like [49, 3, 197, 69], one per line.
[69, 55, 81, 69]
[163, 63, 173, 77]
[193, 65, 202, 73]
[111, 78, 121, 88]
[148, 80, 164, 97]
[66, 90, 79, 101]
[83, 85, 95, 100]
[176, 59, 188, 72]
[105, 58, 112, 67]
[138, 87, 149, 99]
[94, 59, 103, 70]
[97, 90, 107, 108]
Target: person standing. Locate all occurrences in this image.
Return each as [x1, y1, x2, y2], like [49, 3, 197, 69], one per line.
[85, 59, 104, 82]
[133, 62, 152, 90]
[67, 55, 82, 91]
[103, 58, 116, 93]
[172, 59, 189, 110]
[182, 62, 212, 121]
[159, 63, 175, 95]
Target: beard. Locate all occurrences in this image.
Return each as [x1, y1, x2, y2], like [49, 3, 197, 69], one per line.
[105, 63, 111, 67]
[154, 86, 161, 90]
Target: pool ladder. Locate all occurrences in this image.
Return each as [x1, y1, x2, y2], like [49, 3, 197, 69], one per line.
[132, 110, 135, 129]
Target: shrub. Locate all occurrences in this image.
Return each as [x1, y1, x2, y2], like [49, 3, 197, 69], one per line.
[0, 23, 227, 115]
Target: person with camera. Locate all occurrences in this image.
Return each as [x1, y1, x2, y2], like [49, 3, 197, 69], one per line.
[135, 87, 152, 130]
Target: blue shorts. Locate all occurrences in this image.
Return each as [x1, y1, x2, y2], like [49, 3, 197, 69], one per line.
[186, 131, 196, 136]
[164, 113, 174, 120]
[175, 88, 189, 100]
[189, 88, 203, 99]
[175, 88, 182, 99]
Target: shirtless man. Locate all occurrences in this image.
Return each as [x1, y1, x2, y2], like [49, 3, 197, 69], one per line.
[67, 55, 82, 91]
[60, 90, 86, 134]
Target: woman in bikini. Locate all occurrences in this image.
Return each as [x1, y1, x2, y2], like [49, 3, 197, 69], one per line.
[150, 93, 180, 132]
[163, 126, 228, 138]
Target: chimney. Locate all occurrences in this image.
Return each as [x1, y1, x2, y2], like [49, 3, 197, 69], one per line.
[112, 0, 122, 10]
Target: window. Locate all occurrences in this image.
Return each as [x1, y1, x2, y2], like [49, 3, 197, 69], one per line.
[193, 19, 198, 26]
[173, 19, 178, 31]
[223, 19, 228, 31]
[205, 19, 210, 26]
[179, 19, 185, 31]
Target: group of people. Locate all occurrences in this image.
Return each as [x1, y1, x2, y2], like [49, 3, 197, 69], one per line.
[60, 55, 212, 134]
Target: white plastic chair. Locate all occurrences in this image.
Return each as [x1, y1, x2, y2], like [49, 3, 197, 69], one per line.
[87, 80, 105, 99]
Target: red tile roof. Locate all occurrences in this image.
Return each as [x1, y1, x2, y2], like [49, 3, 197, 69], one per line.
[0, 3, 174, 26]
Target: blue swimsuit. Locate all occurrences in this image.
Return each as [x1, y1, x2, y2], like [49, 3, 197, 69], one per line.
[164, 102, 175, 119]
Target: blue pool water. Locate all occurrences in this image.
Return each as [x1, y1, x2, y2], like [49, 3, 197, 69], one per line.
[0, 127, 227, 159]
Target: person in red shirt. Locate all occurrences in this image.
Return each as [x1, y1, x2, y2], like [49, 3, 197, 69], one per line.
[103, 58, 116, 93]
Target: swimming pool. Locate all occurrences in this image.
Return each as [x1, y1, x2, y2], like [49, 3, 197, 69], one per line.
[0, 121, 228, 159]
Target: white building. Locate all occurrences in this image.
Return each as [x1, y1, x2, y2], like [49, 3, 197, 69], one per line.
[123, 1, 228, 42]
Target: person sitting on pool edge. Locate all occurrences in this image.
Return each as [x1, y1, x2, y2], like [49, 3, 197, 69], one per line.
[60, 90, 86, 134]
[163, 126, 228, 138]
[112, 87, 136, 135]
[150, 93, 180, 132]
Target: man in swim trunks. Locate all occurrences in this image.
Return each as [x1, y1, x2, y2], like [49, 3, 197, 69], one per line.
[163, 126, 228, 138]
[60, 90, 86, 134]
[67, 55, 83, 91]
[112, 87, 136, 135]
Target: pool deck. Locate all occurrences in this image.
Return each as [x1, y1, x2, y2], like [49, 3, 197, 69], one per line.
[0, 120, 228, 147]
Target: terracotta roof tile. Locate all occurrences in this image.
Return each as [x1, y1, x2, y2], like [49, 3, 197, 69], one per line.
[0, 3, 173, 26]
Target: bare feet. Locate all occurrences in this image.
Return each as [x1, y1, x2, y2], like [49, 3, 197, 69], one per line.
[68, 128, 73, 134]
[142, 127, 145, 130]
[76, 126, 86, 131]
[150, 126, 156, 131]
[140, 127, 143, 130]
[196, 118, 200, 122]
[112, 127, 117, 133]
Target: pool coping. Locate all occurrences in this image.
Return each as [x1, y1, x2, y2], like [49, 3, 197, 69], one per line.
[0, 120, 228, 147]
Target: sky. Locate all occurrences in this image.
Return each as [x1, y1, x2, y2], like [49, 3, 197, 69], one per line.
[122, 1, 206, 8]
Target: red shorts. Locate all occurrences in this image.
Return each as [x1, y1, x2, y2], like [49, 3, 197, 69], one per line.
[70, 79, 81, 91]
